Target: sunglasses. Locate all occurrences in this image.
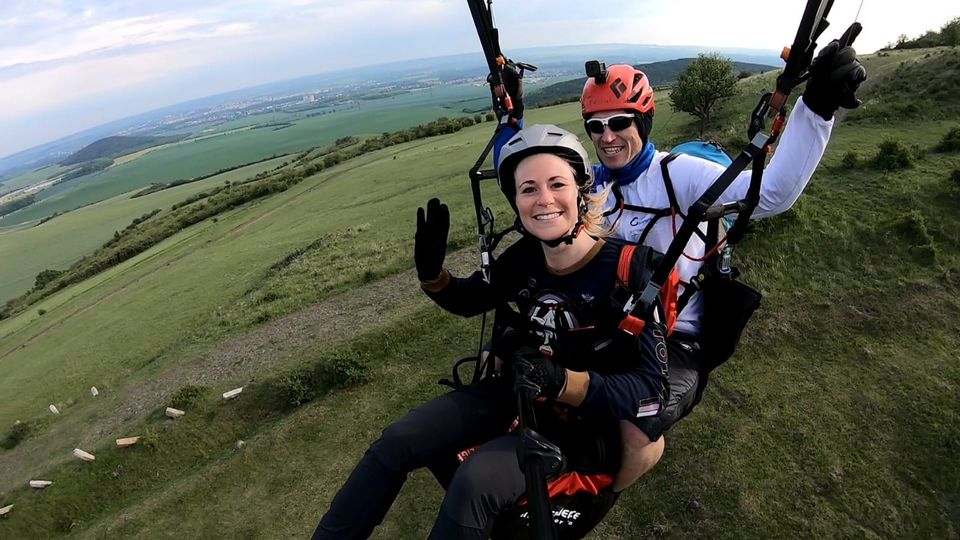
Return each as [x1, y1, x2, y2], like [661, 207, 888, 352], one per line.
[584, 114, 636, 135]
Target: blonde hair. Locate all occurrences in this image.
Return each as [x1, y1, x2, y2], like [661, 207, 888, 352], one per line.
[580, 180, 614, 238]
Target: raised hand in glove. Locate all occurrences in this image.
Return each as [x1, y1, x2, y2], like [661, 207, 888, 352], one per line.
[514, 348, 567, 400]
[414, 198, 449, 283]
[802, 40, 867, 120]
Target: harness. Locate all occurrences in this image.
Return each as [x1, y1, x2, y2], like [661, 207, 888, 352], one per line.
[455, 1, 863, 537]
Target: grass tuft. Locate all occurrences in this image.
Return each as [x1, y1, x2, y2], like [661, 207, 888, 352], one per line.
[169, 385, 211, 409]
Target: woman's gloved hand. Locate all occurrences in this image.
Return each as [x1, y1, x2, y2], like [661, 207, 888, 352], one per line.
[414, 198, 449, 283]
[514, 348, 567, 400]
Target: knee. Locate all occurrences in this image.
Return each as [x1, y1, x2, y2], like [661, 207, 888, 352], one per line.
[443, 447, 522, 524]
[371, 420, 431, 471]
[620, 423, 665, 468]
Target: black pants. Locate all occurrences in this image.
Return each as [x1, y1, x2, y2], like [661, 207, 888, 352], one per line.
[312, 379, 622, 539]
[312, 380, 517, 539]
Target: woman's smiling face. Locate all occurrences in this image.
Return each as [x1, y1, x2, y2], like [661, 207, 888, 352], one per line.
[513, 153, 580, 242]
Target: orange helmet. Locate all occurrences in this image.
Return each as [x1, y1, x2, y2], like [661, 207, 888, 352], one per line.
[581, 64, 655, 118]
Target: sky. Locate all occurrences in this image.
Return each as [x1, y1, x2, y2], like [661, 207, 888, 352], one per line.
[1, 0, 956, 159]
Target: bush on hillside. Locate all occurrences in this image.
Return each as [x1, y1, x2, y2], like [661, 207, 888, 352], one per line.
[34, 268, 63, 289]
[935, 127, 960, 152]
[873, 139, 915, 170]
[841, 151, 860, 169]
[277, 370, 314, 408]
[950, 169, 960, 189]
[1, 420, 30, 449]
[274, 354, 370, 409]
[329, 355, 370, 388]
[169, 385, 210, 409]
[891, 210, 939, 266]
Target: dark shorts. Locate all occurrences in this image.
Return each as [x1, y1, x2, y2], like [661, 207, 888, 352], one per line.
[634, 333, 706, 441]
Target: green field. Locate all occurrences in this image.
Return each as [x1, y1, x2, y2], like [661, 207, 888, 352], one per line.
[0, 157, 290, 303]
[0, 83, 497, 228]
[0, 49, 957, 538]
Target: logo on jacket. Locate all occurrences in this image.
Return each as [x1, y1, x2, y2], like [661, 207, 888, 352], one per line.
[527, 291, 579, 341]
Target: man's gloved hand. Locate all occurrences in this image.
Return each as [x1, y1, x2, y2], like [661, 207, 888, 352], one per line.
[488, 63, 524, 122]
[802, 40, 867, 120]
[414, 198, 449, 282]
[514, 348, 567, 400]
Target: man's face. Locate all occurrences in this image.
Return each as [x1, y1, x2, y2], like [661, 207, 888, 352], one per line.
[586, 110, 644, 170]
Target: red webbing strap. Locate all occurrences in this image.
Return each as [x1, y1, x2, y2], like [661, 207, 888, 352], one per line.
[617, 244, 636, 283]
[617, 244, 646, 335]
[515, 472, 615, 505]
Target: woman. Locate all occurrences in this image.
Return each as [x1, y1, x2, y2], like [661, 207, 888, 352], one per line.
[313, 125, 671, 539]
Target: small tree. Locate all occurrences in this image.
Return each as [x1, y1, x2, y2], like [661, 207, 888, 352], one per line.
[669, 53, 738, 136]
[941, 17, 960, 47]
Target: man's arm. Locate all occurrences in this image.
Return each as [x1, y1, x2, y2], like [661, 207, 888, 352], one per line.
[670, 42, 866, 219]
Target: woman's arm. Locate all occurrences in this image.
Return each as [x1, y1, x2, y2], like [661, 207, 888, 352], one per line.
[561, 322, 669, 421]
[421, 269, 499, 317]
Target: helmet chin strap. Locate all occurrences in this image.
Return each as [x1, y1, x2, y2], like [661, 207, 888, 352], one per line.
[542, 220, 584, 247]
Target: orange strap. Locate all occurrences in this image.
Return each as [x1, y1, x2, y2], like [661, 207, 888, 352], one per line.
[515, 472, 615, 506]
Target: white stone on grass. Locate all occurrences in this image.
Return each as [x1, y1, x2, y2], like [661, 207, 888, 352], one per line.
[116, 436, 140, 448]
[48, 404, 60, 415]
[29, 480, 52, 489]
[222, 387, 243, 400]
[90, 386, 99, 397]
[0, 504, 12, 517]
[165, 407, 185, 418]
[73, 448, 95, 462]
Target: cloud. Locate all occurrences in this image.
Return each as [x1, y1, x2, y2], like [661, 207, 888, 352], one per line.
[0, 15, 255, 69]
[0, 43, 219, 124]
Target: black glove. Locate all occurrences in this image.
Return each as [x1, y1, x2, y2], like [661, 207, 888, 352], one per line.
[514, 349, 567, 400]
[802, 40, 867, 120]
[488, 63, 524, 122]
[414, 198, 449, 282]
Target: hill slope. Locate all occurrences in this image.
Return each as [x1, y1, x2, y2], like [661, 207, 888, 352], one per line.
[0, 48, 957, 538]
[60, 135, 185, 165]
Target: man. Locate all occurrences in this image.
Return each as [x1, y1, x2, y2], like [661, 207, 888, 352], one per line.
[494, 40, 866, 489]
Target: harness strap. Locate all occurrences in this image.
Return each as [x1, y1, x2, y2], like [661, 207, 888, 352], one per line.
[613, 244, 678, 336]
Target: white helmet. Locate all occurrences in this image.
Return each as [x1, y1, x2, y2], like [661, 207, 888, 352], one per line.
[496, 124, 592, 210]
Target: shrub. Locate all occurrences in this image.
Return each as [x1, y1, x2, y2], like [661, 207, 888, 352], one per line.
[329, 356, 370, 388]
[1, 420, 31, 449]
[277, 370, 314, 408]
[34, 268, 63, 289]
[935, 126, 960, 152]
[840, 151, 860, 169]
[169, 385, 210, 409]
[37, 309, 46, 316]
[891, 210, 939, 266]
[949, 169, 960, 192]
[873, 139, 915, 170]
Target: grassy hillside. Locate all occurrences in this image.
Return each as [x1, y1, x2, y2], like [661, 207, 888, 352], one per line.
[0, 157, 289, 303]
[0, 48, 957, 538]
[60, 135, 186, 166]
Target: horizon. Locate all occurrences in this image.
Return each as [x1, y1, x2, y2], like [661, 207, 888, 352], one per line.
[2, 0, 957, 160]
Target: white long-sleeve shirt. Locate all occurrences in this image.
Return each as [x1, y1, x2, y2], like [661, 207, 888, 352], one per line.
[594, 98, 833, 336]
